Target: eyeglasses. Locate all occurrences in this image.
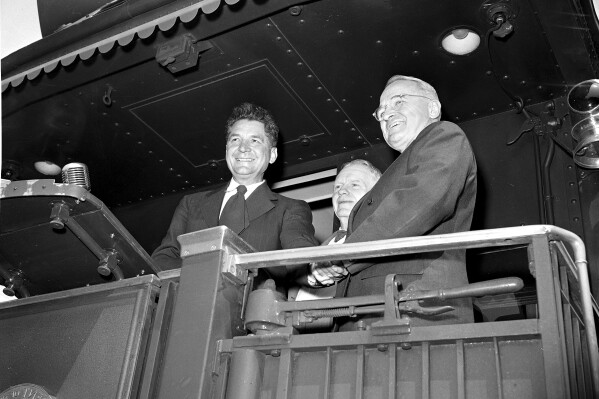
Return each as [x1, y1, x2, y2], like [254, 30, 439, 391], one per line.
[372, 94, 434, 122]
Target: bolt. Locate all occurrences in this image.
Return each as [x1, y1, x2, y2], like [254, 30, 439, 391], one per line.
[270, 349, 281, 357]
[377, 344, 388, 352]
[289, 5, 302, 16]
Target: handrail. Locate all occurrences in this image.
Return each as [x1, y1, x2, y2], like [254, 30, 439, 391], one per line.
[233, 224, 598, 394]
[233, 225, 581, 268]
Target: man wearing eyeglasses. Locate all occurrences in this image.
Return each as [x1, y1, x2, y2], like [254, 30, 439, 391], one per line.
[313, 75, 477, 328]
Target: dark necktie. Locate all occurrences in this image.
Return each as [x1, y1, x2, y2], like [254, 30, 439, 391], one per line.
[219, 185, 249, 234]
[332, 229, 347, 243]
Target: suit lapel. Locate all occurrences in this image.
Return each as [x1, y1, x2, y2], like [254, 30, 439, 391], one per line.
[201, 186, 227, 227]
[246, 183, 276, 222]
[347, 195, 367, 234]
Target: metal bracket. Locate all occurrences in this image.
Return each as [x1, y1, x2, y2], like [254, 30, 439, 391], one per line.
[49, 201, 71, 230]
[2, 269, 27, 297]
[155, 34, 213, 73]
[49, 201, 124, 280]
[370, 275, 411, 335]
[232, 326, 294, 348]
[221, 252, 248, 286]
[97, 249, 120, 277]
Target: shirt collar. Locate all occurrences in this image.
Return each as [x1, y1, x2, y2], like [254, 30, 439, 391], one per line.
[226, 179, 265, 194]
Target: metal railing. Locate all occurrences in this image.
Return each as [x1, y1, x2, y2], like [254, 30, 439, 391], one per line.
[230, 224, 598, 395]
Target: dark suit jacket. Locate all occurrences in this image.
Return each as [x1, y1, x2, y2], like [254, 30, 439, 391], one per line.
[339, 121, 477, 326]
[152, 182, 319, 286]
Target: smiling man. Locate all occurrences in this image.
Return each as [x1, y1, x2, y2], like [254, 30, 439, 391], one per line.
[332, 160, 382, 232]
[304, 159, 381, 290]
[316, 75, 478, 328]
[152, 103, 319, 288]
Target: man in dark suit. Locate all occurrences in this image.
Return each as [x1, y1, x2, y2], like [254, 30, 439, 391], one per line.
[152, 103, 319, 288]
[313, 75, 477, 327]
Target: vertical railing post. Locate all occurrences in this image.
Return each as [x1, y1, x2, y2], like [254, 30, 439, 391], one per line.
[154, 227, 252, 399]
[226, 349, 265, 399]
[530, 235, 567, 399]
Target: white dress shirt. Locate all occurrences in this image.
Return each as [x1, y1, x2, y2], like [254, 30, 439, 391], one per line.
[219, 180, 265, 217]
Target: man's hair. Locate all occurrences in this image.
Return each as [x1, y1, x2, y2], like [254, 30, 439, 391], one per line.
[225, 102, 279, 147]
[339, 159, 382, 182]
[385, 75, 439, 102]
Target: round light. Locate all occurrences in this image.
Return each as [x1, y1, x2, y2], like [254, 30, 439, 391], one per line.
[34, 161, 62, 175]
[571, 115, 599, 141]
[571, 116, 599, 169]
[567, 79, 599, 115]
[441, 29, 481, 55]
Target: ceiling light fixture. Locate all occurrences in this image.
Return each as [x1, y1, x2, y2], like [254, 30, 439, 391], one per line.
[441, 28, 481, 55]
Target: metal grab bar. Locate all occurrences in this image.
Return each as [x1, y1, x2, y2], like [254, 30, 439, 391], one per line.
[233, 225, 583, 268]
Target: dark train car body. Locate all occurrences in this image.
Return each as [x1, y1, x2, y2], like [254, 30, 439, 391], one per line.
[1, 0, 599, 398]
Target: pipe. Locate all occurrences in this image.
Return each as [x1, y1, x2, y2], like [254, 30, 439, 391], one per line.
[64, 218, 124, 280]
[533, 132, 548, 223]
[542, 136, 556, 225]
[226, 349, 264, 399]
[111, 265, 125, 281]
[64, 217, 106, 259]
